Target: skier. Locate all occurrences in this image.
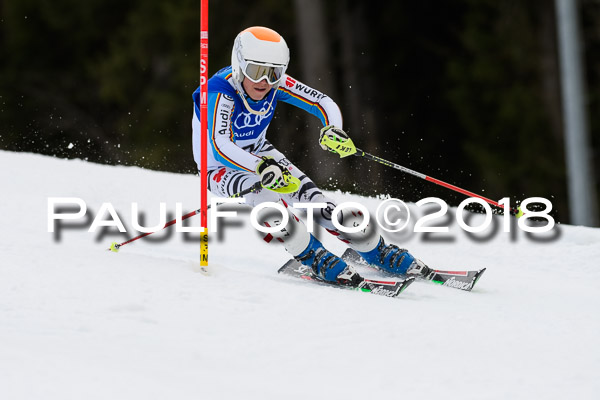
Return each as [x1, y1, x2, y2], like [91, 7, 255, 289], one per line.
[192, 26, 431, 286]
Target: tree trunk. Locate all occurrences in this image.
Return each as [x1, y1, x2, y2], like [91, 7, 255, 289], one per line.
[338, 0, 382, 192]
[293, 0, 338, 185]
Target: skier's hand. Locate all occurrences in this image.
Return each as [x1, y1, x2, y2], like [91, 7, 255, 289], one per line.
[256, 156, 301, 193]
[319, 125, 357, 158]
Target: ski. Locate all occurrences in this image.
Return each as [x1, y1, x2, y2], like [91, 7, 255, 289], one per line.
[341, 248, 485, 292]
[278, 259, 415, 298]
[426, 268, 486, 291]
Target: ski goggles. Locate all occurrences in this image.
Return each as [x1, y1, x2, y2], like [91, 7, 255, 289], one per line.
[241, 61, 285, 85]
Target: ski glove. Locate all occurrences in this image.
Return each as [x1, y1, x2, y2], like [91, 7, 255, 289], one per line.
[256, 156, 301, 193]
[319, 125, 357, 158]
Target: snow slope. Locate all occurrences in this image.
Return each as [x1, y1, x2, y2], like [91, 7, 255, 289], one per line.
[1, 150, 599, 400]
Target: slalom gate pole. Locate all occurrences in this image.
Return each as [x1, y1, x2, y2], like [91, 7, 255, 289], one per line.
[353, 148, 520, 215]
[200, 0, 209, 273]
[107, 182, 262, 253]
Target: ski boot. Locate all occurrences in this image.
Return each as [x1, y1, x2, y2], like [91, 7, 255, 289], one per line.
[356, 237, 433, 279]
[295, 235, 363, 285]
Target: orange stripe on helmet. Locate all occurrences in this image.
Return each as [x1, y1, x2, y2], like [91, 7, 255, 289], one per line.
[243, 26, 281, 42]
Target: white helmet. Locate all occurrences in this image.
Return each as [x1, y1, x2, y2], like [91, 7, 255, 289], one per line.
[231, 26, 289, 91]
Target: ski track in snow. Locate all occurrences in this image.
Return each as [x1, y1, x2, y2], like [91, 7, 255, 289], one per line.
[1, 150, 599, 400]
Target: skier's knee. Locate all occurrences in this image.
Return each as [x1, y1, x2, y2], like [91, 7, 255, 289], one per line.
[331, 205, 379, 251]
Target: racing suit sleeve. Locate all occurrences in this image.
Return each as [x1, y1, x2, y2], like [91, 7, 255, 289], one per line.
[276, 75, 343, 128]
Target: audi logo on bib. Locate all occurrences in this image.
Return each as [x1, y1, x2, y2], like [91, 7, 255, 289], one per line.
[233, 105, 273, 130]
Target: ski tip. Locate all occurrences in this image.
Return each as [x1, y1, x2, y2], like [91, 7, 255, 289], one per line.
[461, 268, 486, 291]
[472, 268, 486, 287]
[398, 276, 416, 294]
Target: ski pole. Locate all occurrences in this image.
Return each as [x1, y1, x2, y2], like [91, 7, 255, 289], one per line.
[107, 181, 263, 252]
[353, 148, 520, 215]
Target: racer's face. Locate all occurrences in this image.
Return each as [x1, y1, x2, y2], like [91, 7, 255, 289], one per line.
[242, 77, 273, 101]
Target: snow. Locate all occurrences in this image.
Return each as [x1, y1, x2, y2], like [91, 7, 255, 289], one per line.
[1, 150, 599, 400]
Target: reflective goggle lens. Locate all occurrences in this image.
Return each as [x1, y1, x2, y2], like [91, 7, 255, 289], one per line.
[243, 62, 284, 85]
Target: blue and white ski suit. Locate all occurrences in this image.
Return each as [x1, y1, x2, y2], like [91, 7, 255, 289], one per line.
[192, 66, 379, 260]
